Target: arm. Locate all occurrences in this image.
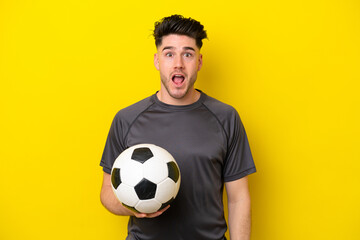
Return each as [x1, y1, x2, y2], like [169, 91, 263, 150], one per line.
[100, 172, 169, 218]
[225, 176, 252, 240]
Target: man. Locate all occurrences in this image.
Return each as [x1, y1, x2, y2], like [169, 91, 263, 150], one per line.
[100, 15, 256, 240]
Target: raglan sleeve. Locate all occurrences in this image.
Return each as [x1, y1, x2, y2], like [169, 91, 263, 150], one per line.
[100, 112, 126, 174]
[223, 109, 256, 182]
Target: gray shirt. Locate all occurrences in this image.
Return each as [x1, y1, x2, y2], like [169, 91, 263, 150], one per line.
[100, 90, 256, 240]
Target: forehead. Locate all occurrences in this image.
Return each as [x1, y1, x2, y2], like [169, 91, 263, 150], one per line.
[159, 34, 198, 51]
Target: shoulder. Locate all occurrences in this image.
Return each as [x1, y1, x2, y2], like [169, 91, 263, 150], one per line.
[202, 94, 244, 135]
[113, 95, 155, 125]
[202, 94, 239, 121]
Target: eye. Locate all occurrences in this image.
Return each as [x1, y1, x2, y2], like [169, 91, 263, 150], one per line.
[165, 52, 173, 57]
[184, 53, 193, 57]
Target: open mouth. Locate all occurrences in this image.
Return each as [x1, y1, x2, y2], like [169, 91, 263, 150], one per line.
[172, 74, 185, 85]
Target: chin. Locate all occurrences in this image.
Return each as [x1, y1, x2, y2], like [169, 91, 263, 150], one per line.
[169, 92, 187, 100]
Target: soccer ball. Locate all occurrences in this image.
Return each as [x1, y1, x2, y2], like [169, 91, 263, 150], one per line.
[110, 144, 181, 214]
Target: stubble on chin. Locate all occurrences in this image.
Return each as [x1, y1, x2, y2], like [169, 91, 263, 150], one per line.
[160, 77, 195, 100]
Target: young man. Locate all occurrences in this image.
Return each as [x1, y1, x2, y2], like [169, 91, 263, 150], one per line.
[100, 15, 256, 240]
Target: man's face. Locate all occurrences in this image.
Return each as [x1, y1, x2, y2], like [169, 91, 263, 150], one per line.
[154, 34, 203, 103]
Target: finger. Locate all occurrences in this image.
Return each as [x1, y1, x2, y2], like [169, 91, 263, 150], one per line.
[147, 205, 171, 218]
[134, 205, 171, 218]
[159, 205, 170, 213]
[134, 212, 147, 218]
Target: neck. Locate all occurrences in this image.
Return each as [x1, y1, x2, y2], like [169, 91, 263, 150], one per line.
[157, 88, 201, 106]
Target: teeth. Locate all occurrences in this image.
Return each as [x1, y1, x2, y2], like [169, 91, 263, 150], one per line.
[172, 74, 185, 82]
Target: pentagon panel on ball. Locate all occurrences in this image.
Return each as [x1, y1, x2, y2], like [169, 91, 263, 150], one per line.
[110, 143, 181, 214]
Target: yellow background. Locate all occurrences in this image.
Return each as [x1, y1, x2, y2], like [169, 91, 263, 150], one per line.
[1, 0, 359, 239]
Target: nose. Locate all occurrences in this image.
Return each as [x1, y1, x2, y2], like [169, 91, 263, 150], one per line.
[174, 55, 184, 69]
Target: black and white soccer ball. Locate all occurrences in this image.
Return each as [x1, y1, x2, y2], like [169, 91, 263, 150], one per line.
[111, 144, 181, 214]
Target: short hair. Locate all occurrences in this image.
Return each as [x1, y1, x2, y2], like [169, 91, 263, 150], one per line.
[153, 15, 207, 49]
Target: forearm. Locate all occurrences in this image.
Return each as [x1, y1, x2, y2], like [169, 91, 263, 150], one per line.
[100, 172, 171, 218]
[100, 172, 135, 216]
[228, 197, 251, 240]
[225, 177, 252, 240]
[100, 184, 135, 216]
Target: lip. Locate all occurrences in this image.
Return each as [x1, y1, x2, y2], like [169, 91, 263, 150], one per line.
[171, 72, 185, 80]
[171, 72, 186, 87]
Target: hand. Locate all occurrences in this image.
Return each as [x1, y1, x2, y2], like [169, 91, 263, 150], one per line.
[133, 205, 170, 218]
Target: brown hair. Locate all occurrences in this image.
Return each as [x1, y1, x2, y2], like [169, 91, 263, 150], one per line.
[153, 14, 207, 49]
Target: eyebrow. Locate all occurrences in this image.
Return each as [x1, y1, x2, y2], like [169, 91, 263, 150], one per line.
[162, 46, 196, 52]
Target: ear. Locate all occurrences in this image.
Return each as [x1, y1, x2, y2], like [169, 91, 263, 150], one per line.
[154, 53, 159, 70]
[197, 54, 203, 71]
